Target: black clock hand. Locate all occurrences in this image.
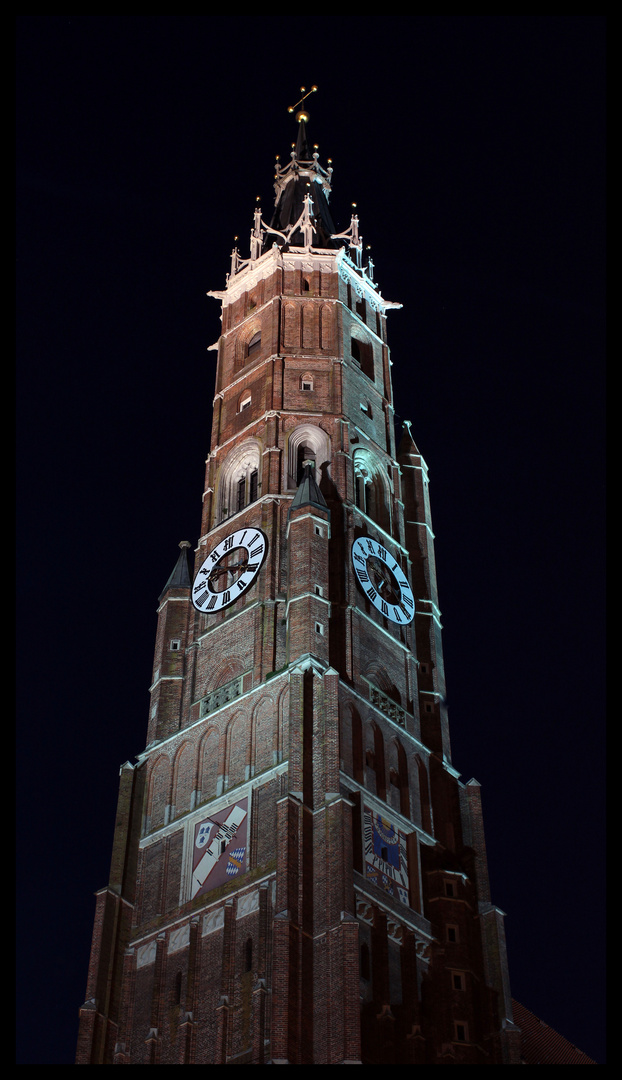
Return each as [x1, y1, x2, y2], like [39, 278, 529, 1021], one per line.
[209, 557, 248, 582]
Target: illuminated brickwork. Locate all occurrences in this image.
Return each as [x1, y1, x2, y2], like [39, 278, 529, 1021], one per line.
[76, 114, 521, 1064]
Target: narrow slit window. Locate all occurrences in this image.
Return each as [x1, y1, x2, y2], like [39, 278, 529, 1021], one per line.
[237, 476, 246, 512]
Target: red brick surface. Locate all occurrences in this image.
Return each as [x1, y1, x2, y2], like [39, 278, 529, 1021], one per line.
[77, 246, 521, 1064]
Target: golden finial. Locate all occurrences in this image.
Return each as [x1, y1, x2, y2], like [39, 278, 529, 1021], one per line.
[287, 85, 318, 123]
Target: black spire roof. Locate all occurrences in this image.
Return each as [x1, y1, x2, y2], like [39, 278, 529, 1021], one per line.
[266, 113, 338, 250]
[289, 462, 329, 517]
[159, 540, 192, 601]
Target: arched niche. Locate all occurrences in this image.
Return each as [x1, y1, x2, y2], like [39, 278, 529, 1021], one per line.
[147, 753, 172, 832]
[286, 422, 330, 489]
[234, 320, 262, 370]
[351, 330, 375, 382]
[388, 737, 410, 818]
[172, 740, 195, 819]
[364, 719, 386, 801]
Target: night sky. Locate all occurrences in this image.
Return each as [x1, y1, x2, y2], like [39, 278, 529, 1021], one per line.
[16, 17, 605, 1065]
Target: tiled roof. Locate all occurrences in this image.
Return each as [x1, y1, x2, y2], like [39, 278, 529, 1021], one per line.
[512, 999, 596, 1065]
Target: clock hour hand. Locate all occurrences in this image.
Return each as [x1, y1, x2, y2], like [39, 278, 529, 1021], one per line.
[371, 565, 399, 603]
[208, 557, 248, 584]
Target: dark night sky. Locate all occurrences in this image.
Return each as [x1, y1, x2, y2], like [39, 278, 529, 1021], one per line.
[16, 16, 606, 1065]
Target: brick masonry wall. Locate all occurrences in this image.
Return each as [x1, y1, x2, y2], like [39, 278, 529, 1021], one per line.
[78, 246, 518, 1064]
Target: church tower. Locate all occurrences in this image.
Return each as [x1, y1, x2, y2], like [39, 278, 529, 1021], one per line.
[76, 94, 520, 1065]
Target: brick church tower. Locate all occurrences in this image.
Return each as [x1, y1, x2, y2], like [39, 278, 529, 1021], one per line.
[76, 95, 521, 1065]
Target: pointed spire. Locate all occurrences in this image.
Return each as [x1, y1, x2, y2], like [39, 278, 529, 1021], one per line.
[159, 541, 192, 601]
[295, 116, 312, 160]
[267, 87, 337, 250]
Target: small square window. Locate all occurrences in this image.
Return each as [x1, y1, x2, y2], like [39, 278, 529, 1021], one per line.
[452, 972, 464, 991]
[314, 525, 323, 537]
[170, 639, 181, 651]
[444, 880, 455, 897]
[447, 925, 459, 943]
[301, 380, 313, 391]
[314, 585, 323, 596]
[454, 1022, 468, 1043]
[315, 622, 324, 635]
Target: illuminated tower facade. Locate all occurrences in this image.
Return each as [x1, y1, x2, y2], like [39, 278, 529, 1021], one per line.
[76, 100, 520, 1065]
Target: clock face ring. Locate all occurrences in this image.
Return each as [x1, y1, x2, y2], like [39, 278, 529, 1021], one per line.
[192, 527, 268, 613]
[351, 536, 415, 624]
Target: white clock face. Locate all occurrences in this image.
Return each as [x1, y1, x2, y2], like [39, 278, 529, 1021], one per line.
[192, 528, 268, 613]
[351, 536, 415, 624]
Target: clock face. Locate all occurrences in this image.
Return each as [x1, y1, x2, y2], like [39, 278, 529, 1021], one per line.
[192, 527, 268, 613]
[351, 536, 415, 624]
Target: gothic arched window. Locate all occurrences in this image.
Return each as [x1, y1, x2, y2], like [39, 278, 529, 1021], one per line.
[238, 389, 252, 413]
[353, 448, 391, 533]
[217, 439, 261, 522]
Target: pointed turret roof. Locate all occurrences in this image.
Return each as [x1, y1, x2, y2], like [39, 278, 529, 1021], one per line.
[397, 419, 422, 461]
[159, 540, 192, 601]
[289, 462, 329, 517]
